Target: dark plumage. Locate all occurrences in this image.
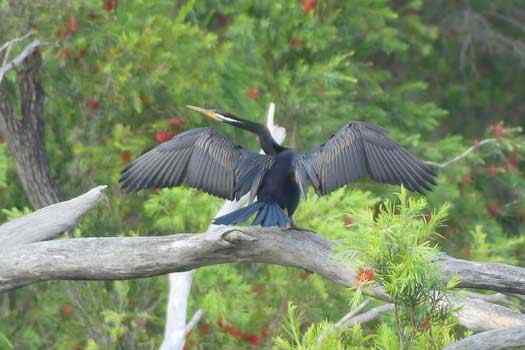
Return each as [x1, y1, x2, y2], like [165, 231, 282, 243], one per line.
[120, 106, 437, 227]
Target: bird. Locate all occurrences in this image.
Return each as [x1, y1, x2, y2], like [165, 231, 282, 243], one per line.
[119, 105, 437, 228]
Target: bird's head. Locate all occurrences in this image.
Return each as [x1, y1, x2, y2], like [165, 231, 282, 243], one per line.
[186, 105, 260, 132]
[186, 105, 242, 125]
[186, 105, 286, 155]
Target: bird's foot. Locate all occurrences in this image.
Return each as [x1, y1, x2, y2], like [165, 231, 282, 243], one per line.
[286, 222, 316, 233]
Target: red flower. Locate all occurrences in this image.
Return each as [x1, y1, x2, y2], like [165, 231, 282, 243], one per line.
[218, 319, 261, 346]
[344, 214, 353, 227]
[462, 173, 473, 186]
[67, 16, 78, 34]
[486, 202, 502, 218]
[486, 165, 499, 177]
[251, 283, 265, 296]
[505, 152, 519, 171]
[86, 98, 100, 111]
[59, 48, 71, 61]
[168, 116, 186, 128]
[103, 0, 118, 12]
[302, 0, 316, 13]
[62, 304, 74, 317]
[246, 87, 260, 100]
[246, 335, 261, 346]
[289, 36, 304, 49]
[260, 327, 269, 338]
[198, 322, 211, 335]
[489, 122, 507, 139]
[356, 267, 375, 284]
[120, 151, 132, 164]
[155, 131, 174, 143]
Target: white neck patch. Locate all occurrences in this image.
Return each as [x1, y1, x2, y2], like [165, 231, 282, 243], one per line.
[216, 113, 241, 123]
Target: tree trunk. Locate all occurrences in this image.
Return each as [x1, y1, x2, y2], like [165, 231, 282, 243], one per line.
[0, 48, 60, 209]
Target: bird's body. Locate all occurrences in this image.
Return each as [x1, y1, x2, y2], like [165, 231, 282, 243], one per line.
[258, 150, 300, 214]
[120, 106, 437, 228]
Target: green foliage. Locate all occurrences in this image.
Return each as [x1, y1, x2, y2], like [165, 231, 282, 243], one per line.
[343, 189, 448, 306]
[143, 188, 220, 232]
[0, 0, 524, 349]
[340, 190, 456, 349]
[0, 144, 7, 188]
[0, 206, 32, 221]
[273, 303, 344, 350]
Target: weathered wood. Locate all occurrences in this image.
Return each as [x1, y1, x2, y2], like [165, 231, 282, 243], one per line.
[444, 326, 525, 350]
[0, 45, 60, 208]
[1, 226, 525, 331]
[338, 304, 395, 329]
[436, 255, 525, 295]
[0, 186, 107, 246]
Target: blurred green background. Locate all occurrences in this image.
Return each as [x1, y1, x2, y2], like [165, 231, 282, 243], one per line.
[0, 0, 524, 349]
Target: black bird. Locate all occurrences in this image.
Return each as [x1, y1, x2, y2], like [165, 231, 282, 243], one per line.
[119, 106, 436, 227]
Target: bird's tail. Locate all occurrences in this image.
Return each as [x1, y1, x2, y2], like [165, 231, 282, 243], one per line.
[213, 201, 291, 228]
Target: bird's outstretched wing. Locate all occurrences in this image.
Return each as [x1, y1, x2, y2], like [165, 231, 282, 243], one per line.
[294, 121, 436, 196]
[120, 128, 273, 201]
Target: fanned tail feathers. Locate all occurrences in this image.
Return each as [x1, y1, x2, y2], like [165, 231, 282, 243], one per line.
[213, 201, 291, 228]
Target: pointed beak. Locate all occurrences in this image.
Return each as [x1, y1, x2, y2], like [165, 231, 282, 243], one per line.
[186, 105, 222, 121]
[186, 105, 240, 124]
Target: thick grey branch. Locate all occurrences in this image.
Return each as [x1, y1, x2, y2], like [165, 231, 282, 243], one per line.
[436, 255, 525, 295]
[1, 226, 525, 331]
[0, 186, 107, 246]
[443, 326, 525, 350]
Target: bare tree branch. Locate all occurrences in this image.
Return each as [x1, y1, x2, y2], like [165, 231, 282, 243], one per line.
[334, 299, 371, 329]
[185, 309, 204, 336]
[443, 326, 525, 350]
[0, 39, 40, 84]
[0, 186, 107, 246]
[1, 223, 525, 331]
[0, 31, 33, 54]
[318, 299, 372, 343]
[462, 291, 516, 308]
[435, 254, 525, 295]
[452, 296, 525, 332]
[338, 304, 395, 329]
[426, 138, 497, 168]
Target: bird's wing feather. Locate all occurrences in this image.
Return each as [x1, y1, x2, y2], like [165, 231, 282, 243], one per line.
[294, 121, 436, 196]
[120, 127, 272, 200]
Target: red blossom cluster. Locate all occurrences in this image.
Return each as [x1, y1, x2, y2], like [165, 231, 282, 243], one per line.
[246, 87, 260, 101]
[154, 130, 174, 144]
[86, 98, 101, 111]
[356, 267, 375, 284]
[343, 214, 353, 228]
[302, 0, 317, 13]
[489, 121, 507, 139]
[486, 202, 502, 218]
[217, 319, 269, 347]
[153, 116, 187, 143]
[103, 0, 118, 12]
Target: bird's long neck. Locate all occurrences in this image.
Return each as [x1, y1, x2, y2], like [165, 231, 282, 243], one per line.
[239, 121, 286, 155]
[257, 127, 286, 155]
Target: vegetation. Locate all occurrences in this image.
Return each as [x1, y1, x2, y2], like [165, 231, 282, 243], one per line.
[0, 0, 524, 349]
